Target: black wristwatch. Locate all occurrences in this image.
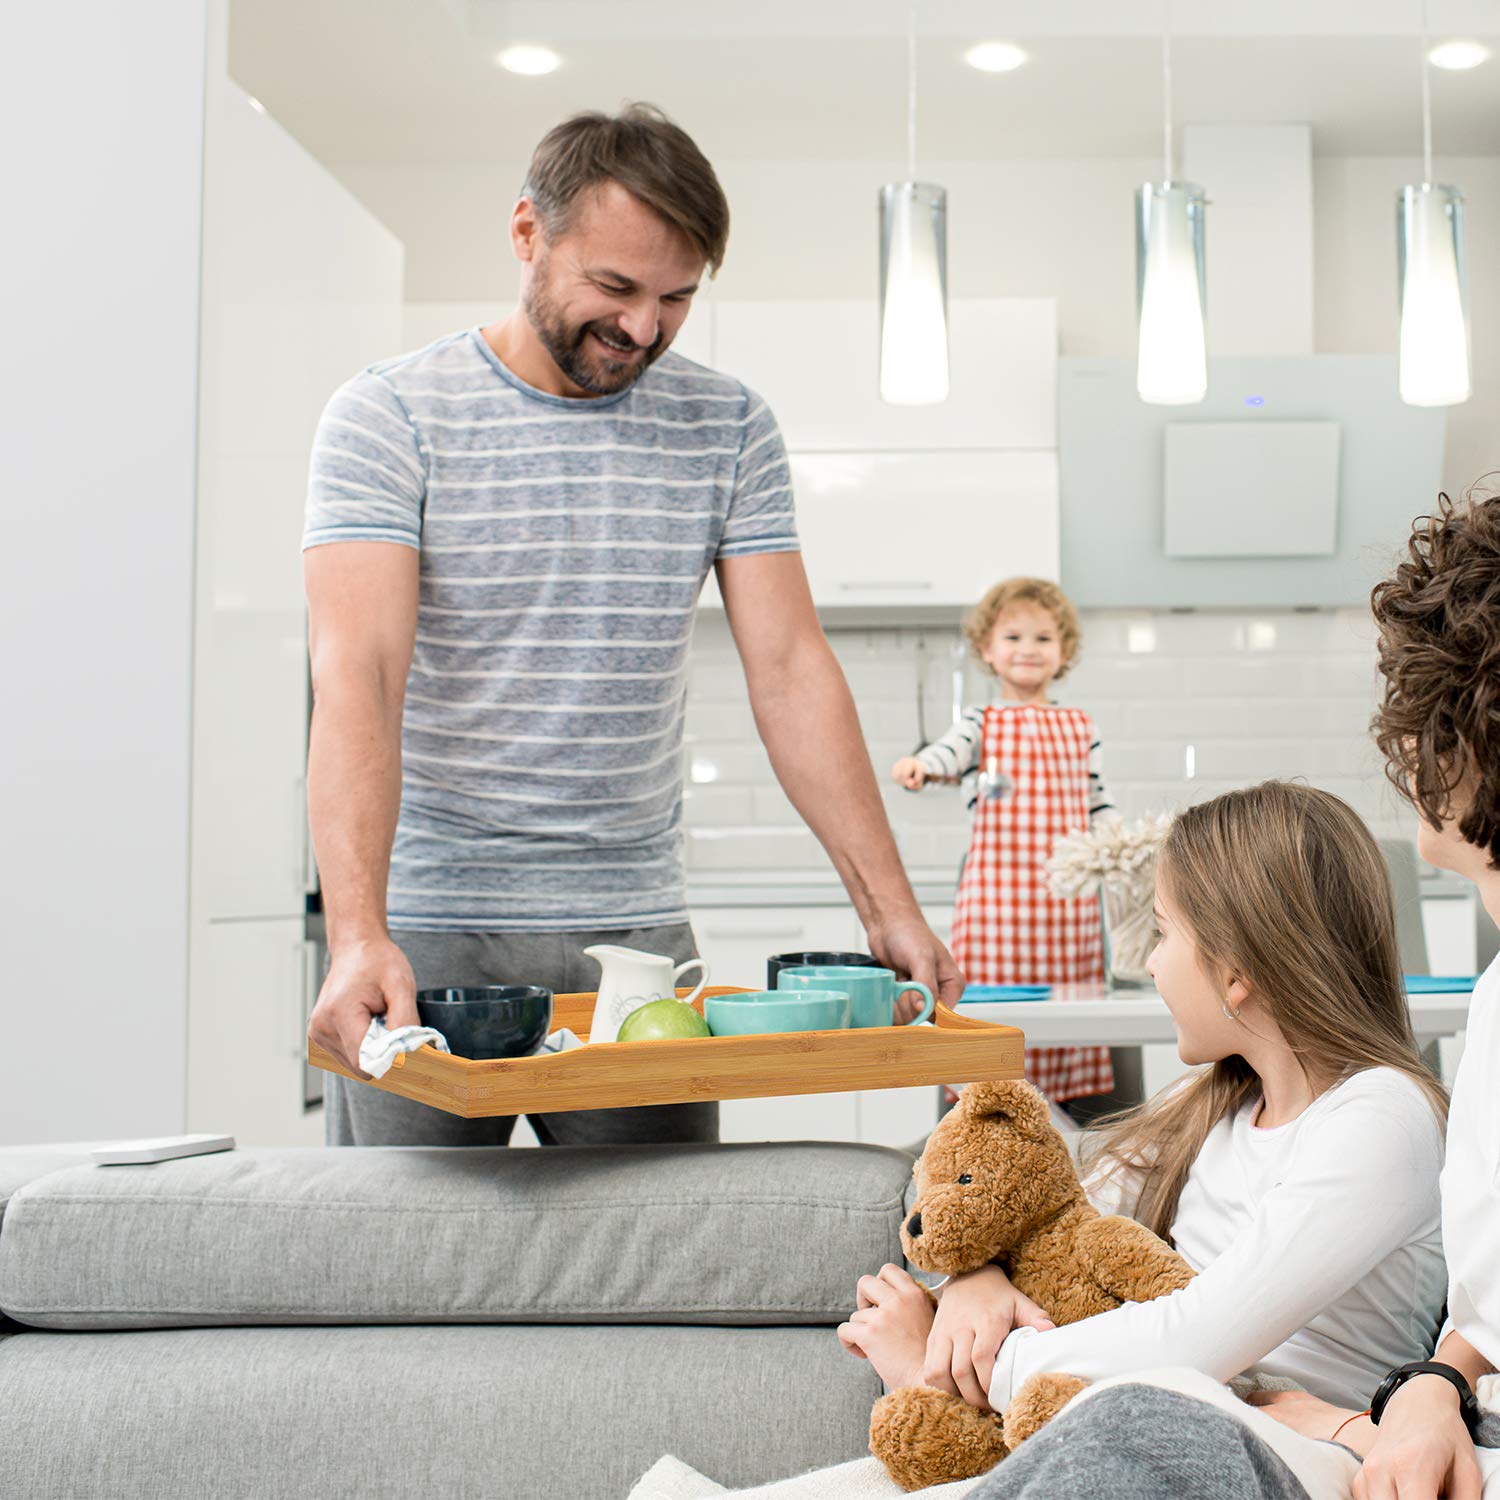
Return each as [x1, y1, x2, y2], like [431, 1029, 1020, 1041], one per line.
[1370, 1361, 1483, 1436]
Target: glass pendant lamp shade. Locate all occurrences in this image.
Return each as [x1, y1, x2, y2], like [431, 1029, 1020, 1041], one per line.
[1135, 182, 1207, 406]
[1397, 183, 1470, 406]
[878, 182, 949, 406]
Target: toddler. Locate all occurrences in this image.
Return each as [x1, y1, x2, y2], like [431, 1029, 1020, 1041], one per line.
[892, 577, 1113, 1107]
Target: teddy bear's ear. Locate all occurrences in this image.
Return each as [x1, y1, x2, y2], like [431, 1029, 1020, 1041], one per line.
[960, 1080, 1052, 1137]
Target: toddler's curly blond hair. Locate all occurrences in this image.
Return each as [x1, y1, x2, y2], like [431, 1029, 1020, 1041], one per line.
[964, 577, 1082, 680]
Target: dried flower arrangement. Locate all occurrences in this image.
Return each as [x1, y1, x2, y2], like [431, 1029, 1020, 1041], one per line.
[1048, 813, 1174, 985]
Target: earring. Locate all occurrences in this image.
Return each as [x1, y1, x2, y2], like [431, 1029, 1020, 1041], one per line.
[1221, 999, 1242, 1023]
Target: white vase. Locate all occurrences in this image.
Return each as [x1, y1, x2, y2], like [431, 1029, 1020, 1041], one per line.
[1101, 876, 1156, 987]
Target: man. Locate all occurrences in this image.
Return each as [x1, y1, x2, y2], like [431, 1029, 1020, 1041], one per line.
[305, 103, 962, 1148]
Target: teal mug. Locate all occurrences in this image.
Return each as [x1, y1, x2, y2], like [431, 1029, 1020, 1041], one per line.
[703, 988, 851, 1038]
[777, 966, 935, 1028]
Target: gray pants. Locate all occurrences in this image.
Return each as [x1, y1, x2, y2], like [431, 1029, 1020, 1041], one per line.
[325, 922, 718, 1148]
[968, 1386, 1313, 1500]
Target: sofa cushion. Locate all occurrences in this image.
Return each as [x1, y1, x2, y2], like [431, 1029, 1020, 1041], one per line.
[0, 1141, 913, 1330]
[0, 1323, 880, 1499]
[0, 1145, 100, 1232]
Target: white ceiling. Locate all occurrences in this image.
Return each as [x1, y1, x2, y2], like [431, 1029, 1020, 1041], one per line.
[230, 0, 1500, 167]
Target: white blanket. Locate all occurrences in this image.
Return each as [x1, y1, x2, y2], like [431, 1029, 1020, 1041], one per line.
[626, 1369, 1359, 1500]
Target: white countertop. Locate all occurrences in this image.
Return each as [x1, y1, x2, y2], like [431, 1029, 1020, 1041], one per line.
[959, 979, 1475, 1046]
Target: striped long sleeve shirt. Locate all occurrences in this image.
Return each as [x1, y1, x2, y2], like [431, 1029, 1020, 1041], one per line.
[916, 704, 1114, 816]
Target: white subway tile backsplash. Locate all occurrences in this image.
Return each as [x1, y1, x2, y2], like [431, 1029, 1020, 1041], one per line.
[1123, 698, 1253, 738]
[1314, 655, 1381, 697]
[682, 606, 1407, 870]
[682, 786, 756, 825]
[1182, 656, 1315, 697]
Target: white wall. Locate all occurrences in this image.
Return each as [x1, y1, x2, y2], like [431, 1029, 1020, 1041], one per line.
[341, 150, 1497, 496]
[0, 2, 209, 1145]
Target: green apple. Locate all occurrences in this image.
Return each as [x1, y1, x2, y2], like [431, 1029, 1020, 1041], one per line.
[615, 998, 712, 1043]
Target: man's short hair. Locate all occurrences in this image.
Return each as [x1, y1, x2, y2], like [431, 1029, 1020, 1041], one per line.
[522, 103, 730, 273]
[1371, 485, 1500, 865]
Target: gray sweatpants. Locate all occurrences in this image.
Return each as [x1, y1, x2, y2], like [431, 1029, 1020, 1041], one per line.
[968, 1385, 1313, 1500]
[324, 922, 718, 1148]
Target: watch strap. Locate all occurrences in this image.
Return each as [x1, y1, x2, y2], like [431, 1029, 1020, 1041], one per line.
[1371, 1361, 1481, 1434]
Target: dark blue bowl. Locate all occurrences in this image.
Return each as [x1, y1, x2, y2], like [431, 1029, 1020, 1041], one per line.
[767, 950, 881, 989]
[414, 985, 554, 1060]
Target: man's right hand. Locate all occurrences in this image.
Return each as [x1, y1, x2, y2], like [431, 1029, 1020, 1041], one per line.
[307, 936, 419, 1078]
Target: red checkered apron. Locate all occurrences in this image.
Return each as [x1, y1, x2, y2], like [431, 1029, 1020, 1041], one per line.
[949, 704, 1113, 1104]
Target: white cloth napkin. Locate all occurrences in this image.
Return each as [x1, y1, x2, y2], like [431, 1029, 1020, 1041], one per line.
[357, 1018, 583, 1079]
[358, 1017, 451, 1079]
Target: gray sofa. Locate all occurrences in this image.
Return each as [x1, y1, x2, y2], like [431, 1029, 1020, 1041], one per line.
[0, 1139, 915, 1499]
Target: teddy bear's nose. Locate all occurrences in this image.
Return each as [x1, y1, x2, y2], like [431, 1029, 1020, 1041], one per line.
[906, 1212, 922, 1238]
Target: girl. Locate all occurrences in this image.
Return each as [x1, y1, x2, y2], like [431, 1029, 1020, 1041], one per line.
[892, 577, 1115, 1111]
[842, 780, 1449, 1439]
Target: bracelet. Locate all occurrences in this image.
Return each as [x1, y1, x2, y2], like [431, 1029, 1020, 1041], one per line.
[1332, 1409, 1371, 1443]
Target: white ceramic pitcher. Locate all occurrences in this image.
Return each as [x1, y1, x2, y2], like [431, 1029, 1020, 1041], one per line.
[583, 944, 710, 1044]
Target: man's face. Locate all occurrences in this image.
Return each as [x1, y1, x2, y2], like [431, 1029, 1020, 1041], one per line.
[516, 181, 706, 397]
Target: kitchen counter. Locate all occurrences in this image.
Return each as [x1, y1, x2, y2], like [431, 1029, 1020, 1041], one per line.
[959, 978, 1475, 1046]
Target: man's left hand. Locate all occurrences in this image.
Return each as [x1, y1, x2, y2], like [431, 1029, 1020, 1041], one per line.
[866, 912, 965, 1021]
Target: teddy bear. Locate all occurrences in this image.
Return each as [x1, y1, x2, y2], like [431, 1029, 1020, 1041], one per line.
[867, 1078, 1195, 1492]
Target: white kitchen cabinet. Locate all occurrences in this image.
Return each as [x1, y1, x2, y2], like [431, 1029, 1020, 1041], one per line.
[194, 610, 312, 919]
[720, 1090, 861, 1145]
[702, 450, 1059, 612]
[691, 904, 862, 992]
[714, 299, 1056, 452]
[793, 450, 1059, 608]
[857, 1088, 939, 1150]
[187, 918, 324, 1147]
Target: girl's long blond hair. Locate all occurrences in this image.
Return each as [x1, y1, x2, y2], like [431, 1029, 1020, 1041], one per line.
[1089, 781, 1448, 1241]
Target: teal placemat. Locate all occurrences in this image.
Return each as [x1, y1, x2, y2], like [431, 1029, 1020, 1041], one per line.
[959, 983, 1053, 1003]
[1404, 975, 1479, 994]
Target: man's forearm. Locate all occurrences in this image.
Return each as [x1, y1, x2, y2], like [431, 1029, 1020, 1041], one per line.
[307, 676, 404, 952]
[747, 636, 918, 927]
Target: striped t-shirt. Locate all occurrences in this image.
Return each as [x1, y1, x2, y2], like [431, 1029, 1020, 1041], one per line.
[303, 328, 799, 932]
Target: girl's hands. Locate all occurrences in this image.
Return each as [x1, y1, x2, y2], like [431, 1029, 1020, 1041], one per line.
[1352, 1378, 1481, 1500]
[837, 1263, 936, 1391]
[891, 757, 928, 791]
[1247, 1389, 1371, 1451]
[922, 1265, 1056, 1410]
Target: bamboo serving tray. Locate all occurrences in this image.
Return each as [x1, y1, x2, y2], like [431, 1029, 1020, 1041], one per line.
[308, 987, 1024, 1118]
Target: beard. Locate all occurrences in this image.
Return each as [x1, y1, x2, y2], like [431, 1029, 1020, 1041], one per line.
[523, 267, 665, 396]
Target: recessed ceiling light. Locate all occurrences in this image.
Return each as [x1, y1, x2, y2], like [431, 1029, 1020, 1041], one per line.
[497, 44, 561, 76]
[1428, 39, 1491, 70]
[964, 41, 1028, 74]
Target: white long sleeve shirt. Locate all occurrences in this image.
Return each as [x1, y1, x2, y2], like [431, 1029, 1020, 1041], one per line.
[988, 1066, 1447, 1411]
[1437, 955, 1500, 1368]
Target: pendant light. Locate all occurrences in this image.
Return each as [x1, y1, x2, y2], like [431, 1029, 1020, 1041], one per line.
[1135, 3, 1207, 406]
[1397, 0, 1470, 407]
[879, 3, 949, 405]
